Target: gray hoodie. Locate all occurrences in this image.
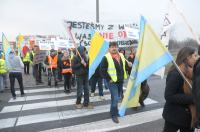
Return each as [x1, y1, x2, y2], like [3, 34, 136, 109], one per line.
[8, 52, 24, 72]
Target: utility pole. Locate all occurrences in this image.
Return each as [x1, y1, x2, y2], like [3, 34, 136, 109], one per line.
[96, 0, 99, 23]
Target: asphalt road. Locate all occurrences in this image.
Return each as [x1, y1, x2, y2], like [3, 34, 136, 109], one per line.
[1, 75, 197, 132]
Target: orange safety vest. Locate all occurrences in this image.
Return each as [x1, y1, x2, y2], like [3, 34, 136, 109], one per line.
[48, 55, 58, 69]
[62, 61, 72, 74]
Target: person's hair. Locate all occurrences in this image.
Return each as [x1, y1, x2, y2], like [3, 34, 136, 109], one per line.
[169, 46, 196, 72]
[109, 41, 118, 47]
[119, 49, 125, 55]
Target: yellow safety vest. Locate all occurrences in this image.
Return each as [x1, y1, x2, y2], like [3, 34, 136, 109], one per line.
[0, 59, 7, 74]
[23, 53, 30, 62]
[105, 53, 127, 82]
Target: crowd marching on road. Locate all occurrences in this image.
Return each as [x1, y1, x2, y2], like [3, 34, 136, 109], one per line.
[1, 42, 200, 132]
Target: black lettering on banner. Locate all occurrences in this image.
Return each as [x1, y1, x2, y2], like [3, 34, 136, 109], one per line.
[118, 24, 125, 30]
[95, 24, 101, 30]
[75, 33, 81, 40]
[90, 23, 95, 30]
[82, 22, 86, 29]
[85, 23, 90, 29]
[77, 22, 82, 29]
[66, 21, 72, 28]
[108, 25, 114, 30]
[100, 24, 104, 30]
[72, 22, 78, 29]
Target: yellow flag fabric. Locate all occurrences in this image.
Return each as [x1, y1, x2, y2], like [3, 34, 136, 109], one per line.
[119, 16, 173, 116]
[88, 31, 109, 79]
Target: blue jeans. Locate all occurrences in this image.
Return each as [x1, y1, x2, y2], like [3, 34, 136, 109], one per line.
[48, 68, 58, 85]
[108, 81, 123, 117]
[103, 79, 109, 90]
[90, 76, 103, 96]
[76, 75, 89, 106]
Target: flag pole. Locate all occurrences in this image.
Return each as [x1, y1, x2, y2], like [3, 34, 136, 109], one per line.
[170, 0, 200, 45]
[172, 59, 192, 88]
[66, 26, 83, 60]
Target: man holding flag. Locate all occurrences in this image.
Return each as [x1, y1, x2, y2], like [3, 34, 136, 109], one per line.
[100, 41, 132, 123]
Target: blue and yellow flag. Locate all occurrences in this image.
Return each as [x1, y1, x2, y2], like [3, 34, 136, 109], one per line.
[88, 31, 109, 79]
[2, 33, 12, 67]
[17, 33, 24, 56]
[119, 16, 173, 116]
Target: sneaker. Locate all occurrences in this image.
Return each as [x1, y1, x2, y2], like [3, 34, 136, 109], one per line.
[83, 104, 94, 109]
[66, 89, 71, 93]
[139, 101, 145, 107]
[48, 82, 51, 86]
[13, 96, 16, 100]
[55, 82, 58, 86]
[0, 91, 4, 93]
[75, 104, 83, 109]
[21, 93, 25, 97]
[90, 93, 95, 97]
[112, 117, 119, 123]
[99, 96, 105, 101]
[39, 81, 44, 84]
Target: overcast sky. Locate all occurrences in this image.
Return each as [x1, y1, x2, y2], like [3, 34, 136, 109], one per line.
[0, 0, 199, 41]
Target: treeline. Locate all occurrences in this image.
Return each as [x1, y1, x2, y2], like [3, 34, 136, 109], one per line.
[168, 38, 199, 50]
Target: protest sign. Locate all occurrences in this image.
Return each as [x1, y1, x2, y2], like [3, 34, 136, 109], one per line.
[64, 20, 139, 47]
[33, 51, 46, 64]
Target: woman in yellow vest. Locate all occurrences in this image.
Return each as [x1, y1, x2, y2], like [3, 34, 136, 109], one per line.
[22, 50, 31, 74]
[100, 42, 132, 123]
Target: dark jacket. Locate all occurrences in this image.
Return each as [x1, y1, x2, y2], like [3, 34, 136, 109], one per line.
[192, 58, 200, 123]
[162, 68, 194, 127]
[91, 64, 101, 78]
[58, 52, 63, 68]
[71, 46, 88, 76]
[100, 54, 128, 83]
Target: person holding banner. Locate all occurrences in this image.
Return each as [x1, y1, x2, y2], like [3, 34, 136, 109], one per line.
[61, 50, 72, 93]
[30, 46, 43, 85]
[100, 42, 132, 123]
[72, 46, 93, 109]
[45, 49, 58, 86]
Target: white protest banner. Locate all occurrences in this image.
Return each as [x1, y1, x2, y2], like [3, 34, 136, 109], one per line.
[125, 26, 139, 40]
[63, 20, 139, 47]
[53, 38, 74, 49]
[33, 51, 47, 64]
[36, 39, 55, 50]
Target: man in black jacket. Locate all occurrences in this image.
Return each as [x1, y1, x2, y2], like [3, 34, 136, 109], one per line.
[100, 42, 132, 123]
[72, 46, 93, 109]
[192, 46, 200, 128]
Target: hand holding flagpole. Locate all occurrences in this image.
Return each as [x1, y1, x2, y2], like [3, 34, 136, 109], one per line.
[65, 24, 83, 61]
